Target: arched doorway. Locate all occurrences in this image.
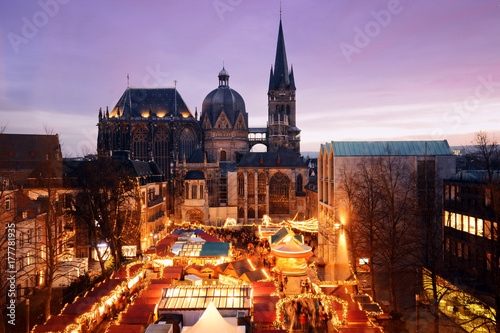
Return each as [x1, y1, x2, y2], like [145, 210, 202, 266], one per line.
[186, 209, 205, 223]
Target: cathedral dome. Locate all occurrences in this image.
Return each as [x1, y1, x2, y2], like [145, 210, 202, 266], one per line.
[201, 68, 248, 128]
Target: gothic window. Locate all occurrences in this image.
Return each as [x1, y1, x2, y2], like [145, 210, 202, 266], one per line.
[199, 185, 204, 199]
[192, 184, 198, 199]
[286, 105, 290, 115]
[179, 128, 195, 160]
[238, 207, 244, 219]
[258, 172, 266, 203]
[269, 172, 290, 215]
[154, 127, 169, 175]
[258, 206, 265, 218]
[185, 183, 190, 199]
[297, 174, 303, 192]
[248, 207, 255, 219]
[132, 127, 148, 160]
[248, 172, 255, 197]
[238, 173, 244, 198]
[220, 150, 227, 162]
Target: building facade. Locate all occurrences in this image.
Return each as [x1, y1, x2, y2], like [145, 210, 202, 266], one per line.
[96, 18, 307, 225]
[317, 140, 456, 264]
[443, 171, 499, 312]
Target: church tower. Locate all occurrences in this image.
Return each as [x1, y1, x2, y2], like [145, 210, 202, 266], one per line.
[268, 18, 300, 154]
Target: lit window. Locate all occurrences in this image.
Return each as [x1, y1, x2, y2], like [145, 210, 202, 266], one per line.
[464, 216, 470, 234]
[477, 218, 484, 237]
[451, 213, 456, 229]
[469, 217, 476, 235]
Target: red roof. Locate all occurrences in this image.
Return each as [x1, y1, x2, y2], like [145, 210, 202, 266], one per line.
[62, 302, 94, 315]
[337, 310, 369, 323]
[253, 310, 276, 323]
[119, 312, 153, 325]
[140, 288, 163, 298]
[126, 303, 156, 314]
[133, 297, 161, 305]
[72, 296, 102, 304]
[197, 233, 221, 242]
[107, 324, 145, 333]
[45, 315, 79, 325]
[33, 325, 69, 333]
[338, 328, 382, 333]
[149, 279, 171, 284]
[252, 281, 278, 296]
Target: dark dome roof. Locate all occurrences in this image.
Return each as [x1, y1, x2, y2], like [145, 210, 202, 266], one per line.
[201, 69, 248, 128]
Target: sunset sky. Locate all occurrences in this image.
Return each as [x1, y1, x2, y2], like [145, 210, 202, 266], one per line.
[1, 0, 500, 156]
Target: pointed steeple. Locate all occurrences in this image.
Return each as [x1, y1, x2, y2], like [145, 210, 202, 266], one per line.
[268, 66, 275, 91]
[289, 65, 296, 90]
[271, 18, 290, 90]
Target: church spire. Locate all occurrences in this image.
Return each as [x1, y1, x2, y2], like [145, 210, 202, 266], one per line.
[270, 18, 291, 90]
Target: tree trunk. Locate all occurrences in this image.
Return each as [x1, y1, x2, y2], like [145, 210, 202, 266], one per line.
[389, 268, 399, 314]
[369, 259, 377, 301]
[44, 278, 53, 321]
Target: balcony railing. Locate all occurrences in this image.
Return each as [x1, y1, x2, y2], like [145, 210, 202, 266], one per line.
[148, 196, 164, 207]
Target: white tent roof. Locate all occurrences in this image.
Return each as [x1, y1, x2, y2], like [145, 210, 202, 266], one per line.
[182, 302, 244, 333]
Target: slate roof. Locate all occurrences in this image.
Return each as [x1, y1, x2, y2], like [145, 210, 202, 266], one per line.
[110, 87, 193, 119]
[237, 146, 306, 168]
[242, 270, 267, 282]
[201, 68, 248, 128]
[270, 227, 303, 245]
[184, 170, 205, 180]
[199, 242, 230, 257]
[450, 170, 500, 182]
[269, 19, 295, 91]
[229, 259, 254, 276]
[321, 140, 453, 157]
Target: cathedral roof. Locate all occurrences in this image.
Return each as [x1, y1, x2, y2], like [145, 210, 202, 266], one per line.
[110, 87, 194, 119]
[201, 68, 248, 128]
[236, 146, 306, 168]
[184, 170, 205, 180]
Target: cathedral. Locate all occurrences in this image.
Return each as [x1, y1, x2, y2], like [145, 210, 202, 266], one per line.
[97, 18, 308, 225]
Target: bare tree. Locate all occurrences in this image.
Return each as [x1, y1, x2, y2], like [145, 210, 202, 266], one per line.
[70, 158, 143, 276]
[339, 160, 382, 302]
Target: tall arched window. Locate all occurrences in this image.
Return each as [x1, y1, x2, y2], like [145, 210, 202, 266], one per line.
[237, 173, 244, 198]
[258, 172, 266, 204]
[132, 127, 148, 160]
[296, 174, 303, 192]
[270, 172, 290, 215]
[154, 127, 169, 175]
[179, 128, 195, 160]
[248, 207, 255, 219]
[220, 150, 227, 161]
[247, 172, 255, 197]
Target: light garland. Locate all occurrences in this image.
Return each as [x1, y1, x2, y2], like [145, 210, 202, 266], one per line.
[273, 293, 348, 329]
